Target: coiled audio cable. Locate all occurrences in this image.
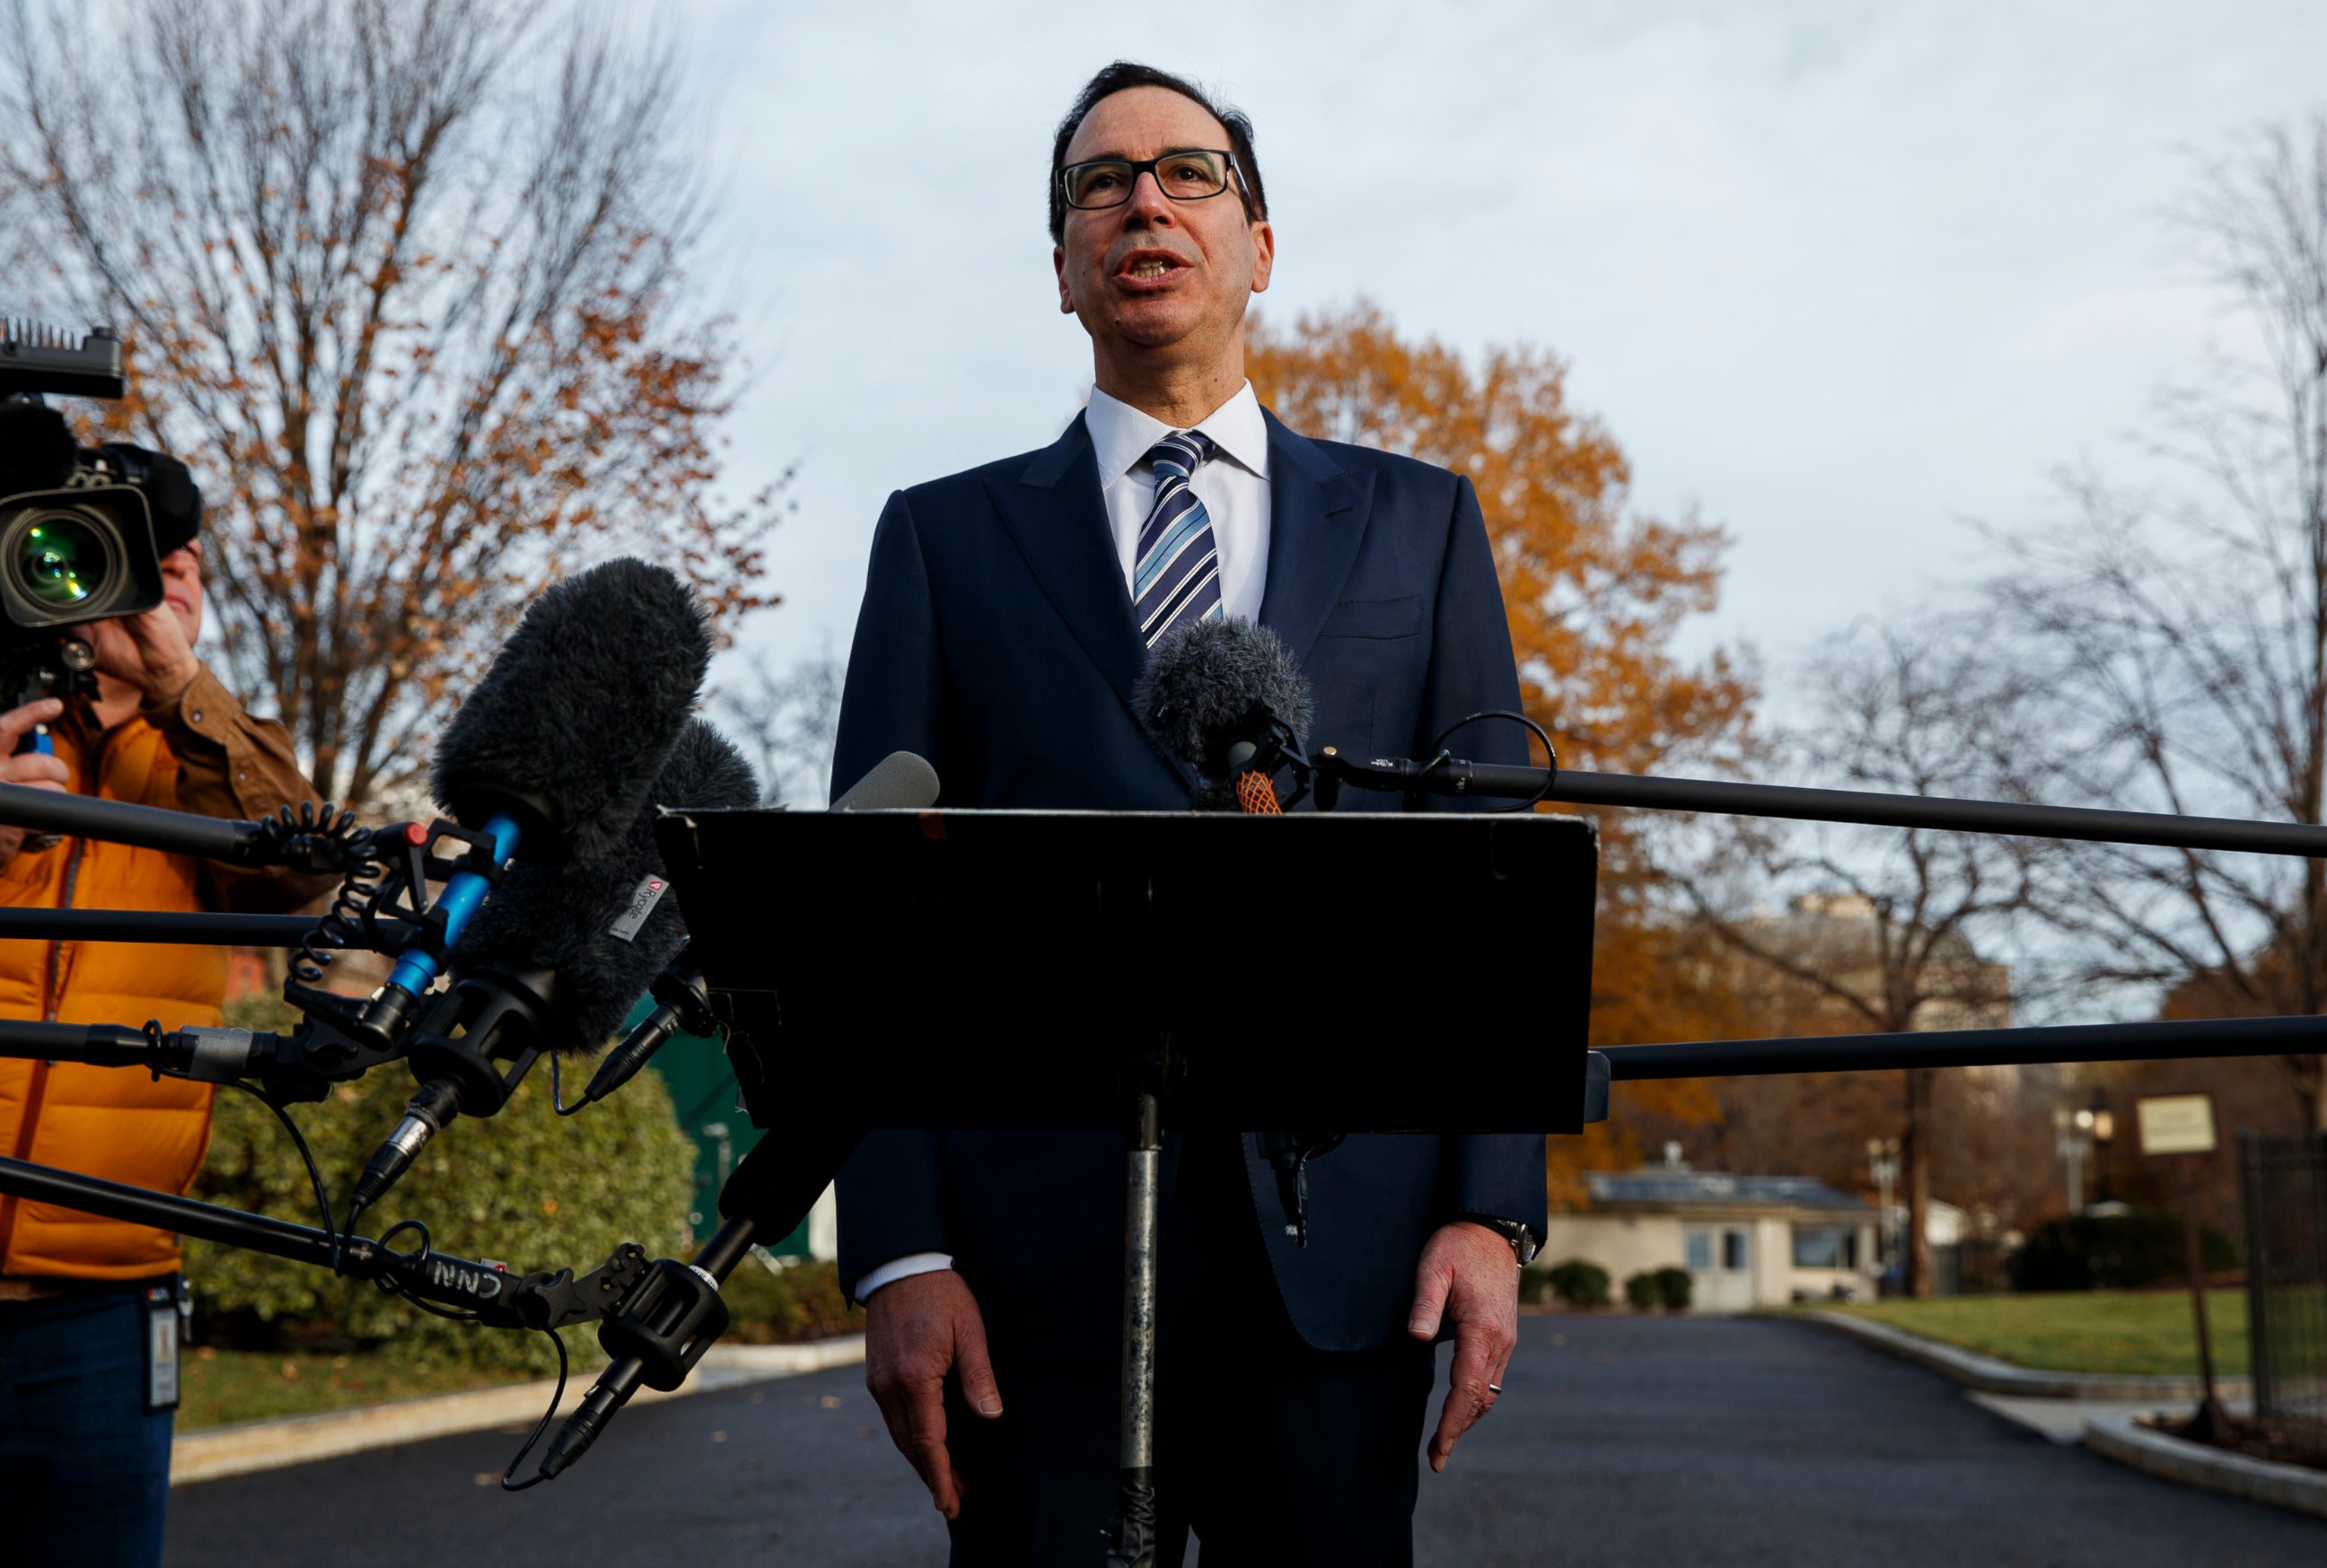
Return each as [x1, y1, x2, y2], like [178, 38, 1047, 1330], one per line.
[271, 802, 381, 985]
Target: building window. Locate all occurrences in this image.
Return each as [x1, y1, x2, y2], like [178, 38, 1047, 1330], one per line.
[1684, 1229, 1712, 1271]
[1792, 1224, 1859, 1270]
[1721, 1228, 1749, 1271]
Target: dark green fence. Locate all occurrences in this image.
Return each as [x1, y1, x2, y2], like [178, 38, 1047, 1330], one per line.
[630, 996, 816, 1259]
[2240, 1130, 2327, 1462]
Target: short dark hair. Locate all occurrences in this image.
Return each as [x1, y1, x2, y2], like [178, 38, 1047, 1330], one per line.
[1048, 61, 1269, 244]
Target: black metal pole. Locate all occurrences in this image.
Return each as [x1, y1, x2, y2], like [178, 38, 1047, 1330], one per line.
[2177, 1156, 2231, 1441]
[0, 1018, 153, 1065]
[0, 779, 267, 863]
[0, 1154, 513, 1317]
[1318, 751, 2327, 860]
[0, 908, 411, 948]
[1546, 767, 2327, 858]
[1596, 1013, 2327, 1081]
[1103, 1088, 1163, 1568]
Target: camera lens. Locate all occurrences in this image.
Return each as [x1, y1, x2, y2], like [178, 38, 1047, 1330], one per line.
[13, 512, 114, 609]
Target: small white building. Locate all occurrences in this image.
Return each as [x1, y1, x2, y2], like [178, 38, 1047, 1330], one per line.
[1538, 1169, 1879, 1310]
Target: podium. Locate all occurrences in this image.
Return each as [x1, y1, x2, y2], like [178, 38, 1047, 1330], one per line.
[658, 808, 1598, 1132]
[655, 807, 1598, 1564]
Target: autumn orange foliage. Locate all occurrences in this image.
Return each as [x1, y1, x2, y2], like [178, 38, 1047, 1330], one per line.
[1249, 302, 1758, 1204]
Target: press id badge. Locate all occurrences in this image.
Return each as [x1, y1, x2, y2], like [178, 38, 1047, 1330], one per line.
[143, 1277, 186, 1413]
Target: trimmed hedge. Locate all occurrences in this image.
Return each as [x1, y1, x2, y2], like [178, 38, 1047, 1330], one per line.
[189, 994, 696, 1374]
[1624, 1266, 1693, 1311]
[2012, 1210, 2237, 1292]
[1525, 1257, 1611, 1309]
[717, 1257, 857, 1344]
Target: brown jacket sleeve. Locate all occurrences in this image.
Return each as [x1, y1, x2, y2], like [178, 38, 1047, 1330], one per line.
[142, 664, 339, 915]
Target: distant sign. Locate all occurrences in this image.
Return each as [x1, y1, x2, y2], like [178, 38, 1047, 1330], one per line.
[2136, 1094, 2218, 1157]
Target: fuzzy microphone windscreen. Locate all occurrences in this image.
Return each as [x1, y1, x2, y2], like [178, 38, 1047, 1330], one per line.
[430, 558, 712, 865]
[1132, 617, 1315, 791]
[452, 717, 758, 1055]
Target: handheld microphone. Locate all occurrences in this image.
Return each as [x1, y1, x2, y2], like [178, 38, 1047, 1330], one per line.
[1131, 618, 1313, 812]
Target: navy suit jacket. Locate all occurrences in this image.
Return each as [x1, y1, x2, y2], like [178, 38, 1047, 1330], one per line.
[831, 407, 1547, 1359]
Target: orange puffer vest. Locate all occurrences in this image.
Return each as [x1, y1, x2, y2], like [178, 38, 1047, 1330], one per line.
[0, 715, 224, 1279]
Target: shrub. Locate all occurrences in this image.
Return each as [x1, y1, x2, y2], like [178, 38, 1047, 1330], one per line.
[1652, 1266, 1693, 1311]
[717, 1257, 857, 1344]
[2012, 1210, 2238, 1292]
[1623, 1269, 1661, 1310]
[189, 994, 697, 1374]
[1531, 1258, 1611, 1309]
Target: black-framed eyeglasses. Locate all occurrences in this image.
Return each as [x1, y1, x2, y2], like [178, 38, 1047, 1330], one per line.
[1059, 148, 1246, 212]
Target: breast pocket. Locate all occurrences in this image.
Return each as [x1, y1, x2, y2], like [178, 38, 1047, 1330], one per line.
[1317, 595, 1424, 640]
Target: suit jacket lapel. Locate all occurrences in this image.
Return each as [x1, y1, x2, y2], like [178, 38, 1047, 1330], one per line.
[1259, 411, 1376, 663]
[987, 414, 1147, 712]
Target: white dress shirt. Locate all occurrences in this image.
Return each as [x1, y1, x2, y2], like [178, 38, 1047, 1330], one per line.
[1088, 380, 1272, 623]
[850, 383, 1274, 1305]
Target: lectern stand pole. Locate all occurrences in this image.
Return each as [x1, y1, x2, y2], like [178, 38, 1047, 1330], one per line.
[1104, 1086, 1163, 1568]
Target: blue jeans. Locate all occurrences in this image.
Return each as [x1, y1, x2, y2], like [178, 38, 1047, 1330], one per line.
[0, 1285, 175, 1568]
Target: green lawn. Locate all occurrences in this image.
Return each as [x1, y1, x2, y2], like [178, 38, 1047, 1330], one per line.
[1823, 1290, 2248, 1378]
[175, 1347, 534, 1432]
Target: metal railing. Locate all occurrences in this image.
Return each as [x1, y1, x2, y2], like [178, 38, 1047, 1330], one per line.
[2240, 1131, 2327, 1461]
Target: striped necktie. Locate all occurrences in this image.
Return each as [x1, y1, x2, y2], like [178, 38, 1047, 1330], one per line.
[1132, 429, 1224, 647]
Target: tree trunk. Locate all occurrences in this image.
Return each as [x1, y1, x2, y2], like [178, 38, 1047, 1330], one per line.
[1903, 1067, 1936, 1299]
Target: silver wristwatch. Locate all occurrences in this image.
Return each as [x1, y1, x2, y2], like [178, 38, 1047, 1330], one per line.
[1463, 1214, 1539, 1266]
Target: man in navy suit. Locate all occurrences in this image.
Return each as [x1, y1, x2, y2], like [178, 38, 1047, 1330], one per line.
[831, 61, 1546, 1565]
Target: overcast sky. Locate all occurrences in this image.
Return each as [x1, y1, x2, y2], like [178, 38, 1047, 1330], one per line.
[676, 0, 2326, 721]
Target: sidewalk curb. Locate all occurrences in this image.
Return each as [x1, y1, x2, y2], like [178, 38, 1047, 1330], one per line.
[169, 1335, 866, 1486]
[1792, 1310, 2252, 1403]
[2084, 1410, 2327, 1521]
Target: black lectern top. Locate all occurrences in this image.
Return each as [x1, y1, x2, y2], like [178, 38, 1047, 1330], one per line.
[654, 809, 1597, 1135]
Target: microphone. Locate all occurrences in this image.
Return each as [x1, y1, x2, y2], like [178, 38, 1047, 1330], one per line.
[830, 749, 941, 810]
[1131, 618, 1313, 812]
[580, 747, 941, 1108]
[429, 559, 713, 864]
[1131, 621, 1343, 1240]
[337, 558, 712, 1047]
[531, 756, 943, 1480]
[348, 720, 754, 1221]
[535, 1125, 872, 1481]
[344, 565, 717, 1219]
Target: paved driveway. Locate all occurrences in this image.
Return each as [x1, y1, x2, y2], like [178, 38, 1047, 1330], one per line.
[163, 1314, 2323, 1565]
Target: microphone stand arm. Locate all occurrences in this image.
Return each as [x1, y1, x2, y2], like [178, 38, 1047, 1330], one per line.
[0, 780, 368, 872]
[0, 1153, 653, 1329]
[1305, 744, 2327, 860]
[0, 1015, 410, 1107]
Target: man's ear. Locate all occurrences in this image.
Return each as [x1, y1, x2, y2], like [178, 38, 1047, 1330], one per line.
[1248, 219, 1275, 295]
[1054, 245, 1075, 314]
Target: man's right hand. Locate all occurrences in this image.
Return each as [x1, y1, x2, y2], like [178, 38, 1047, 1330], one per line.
[0, 699, 70, 869]
[863, 1268, 1004, 1520]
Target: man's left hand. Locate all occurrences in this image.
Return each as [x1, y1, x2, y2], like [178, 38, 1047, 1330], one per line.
[86, 599, 200, 709]
[1406, 1220, 1519, 1475]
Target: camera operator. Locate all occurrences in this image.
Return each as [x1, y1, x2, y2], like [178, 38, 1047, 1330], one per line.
[0, 440, 331, 1568]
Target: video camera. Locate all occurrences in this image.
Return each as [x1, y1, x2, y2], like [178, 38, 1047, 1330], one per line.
[0, 320, 198, 742]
